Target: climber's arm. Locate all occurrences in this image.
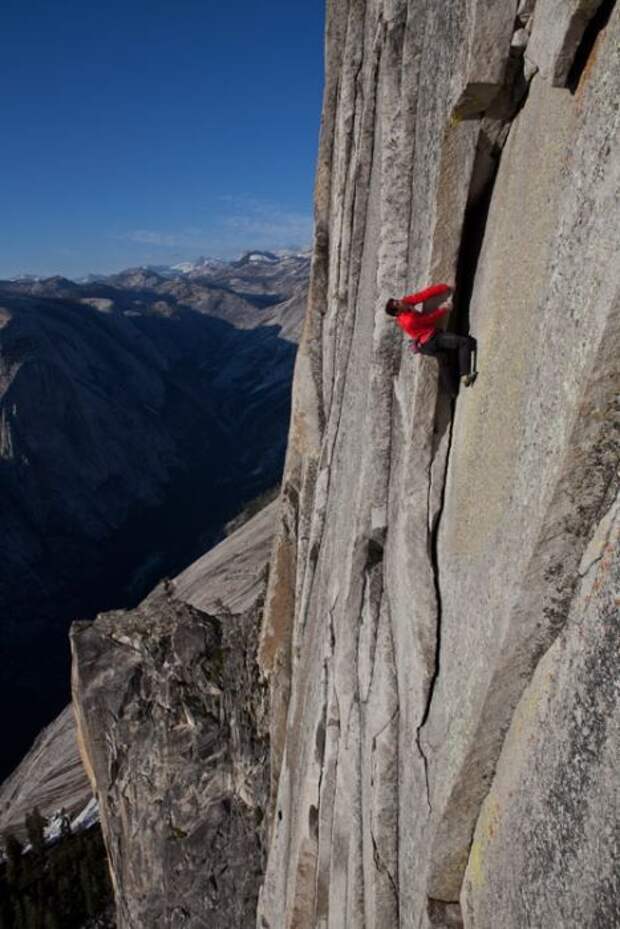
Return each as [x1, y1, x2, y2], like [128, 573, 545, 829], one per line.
[421, 306, 450, 326]
[402, 283, 452, 310]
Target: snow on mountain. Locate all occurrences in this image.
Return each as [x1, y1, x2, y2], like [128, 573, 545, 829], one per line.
[18, 798, 101, 855]
[245, 251, 278, 263]
[169, 256, 227, 274]
[70, 797, 100, 833]
[170, 261, 198, 273]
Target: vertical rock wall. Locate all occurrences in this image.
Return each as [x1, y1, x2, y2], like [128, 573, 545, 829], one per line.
[258, 1, 619, 927]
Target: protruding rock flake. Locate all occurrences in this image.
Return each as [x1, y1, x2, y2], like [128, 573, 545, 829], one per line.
[527, 0, 616, 88]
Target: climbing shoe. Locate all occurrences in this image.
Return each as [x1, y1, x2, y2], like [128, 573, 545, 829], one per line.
[461, 372, 478, 387]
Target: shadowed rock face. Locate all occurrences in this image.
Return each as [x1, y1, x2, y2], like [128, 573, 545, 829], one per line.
[70, 503, 275, 929]
[257, 2, 619, 928]
[0, 260, 305, 778]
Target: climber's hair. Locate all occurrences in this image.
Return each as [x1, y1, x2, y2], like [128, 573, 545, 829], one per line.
[385, 298, 399, 316]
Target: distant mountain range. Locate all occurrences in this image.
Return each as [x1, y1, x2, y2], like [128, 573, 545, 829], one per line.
[0, 251, 309, 778]
[11, 249, 312, 286]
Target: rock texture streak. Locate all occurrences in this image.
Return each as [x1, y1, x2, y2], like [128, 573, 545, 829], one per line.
[258, 1, 619, 927]
[0, 705, 92, 839]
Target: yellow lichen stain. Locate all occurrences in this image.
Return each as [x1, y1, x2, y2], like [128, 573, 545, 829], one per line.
[289, 837, 319, 929]
[291, 408, 309, 457]
[258, 537, 296, 675]
[467, 796, 501, 890]
[513, 677, 541, 741]
[513, 662, 560, 751]
[73, 704, 98, 794]
[468, 835, 484, 889]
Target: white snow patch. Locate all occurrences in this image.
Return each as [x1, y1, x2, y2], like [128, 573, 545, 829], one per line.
[21, 798, 100, 853]
[171, 261, 197, 273]
[71, 797, 100, 832]
[248, 253, 277, 263]
[171, 257, 226, 274]
[80, 297, 115, 313]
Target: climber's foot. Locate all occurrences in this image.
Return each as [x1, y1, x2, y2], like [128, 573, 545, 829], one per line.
[461, 372, 478, 387]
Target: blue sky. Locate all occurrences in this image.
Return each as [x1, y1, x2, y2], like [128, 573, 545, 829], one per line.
[0, 1, 325, 278]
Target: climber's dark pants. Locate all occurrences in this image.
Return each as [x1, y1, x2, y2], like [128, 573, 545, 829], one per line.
[418, 332, 477, 395]
[418, 332, 477, 378]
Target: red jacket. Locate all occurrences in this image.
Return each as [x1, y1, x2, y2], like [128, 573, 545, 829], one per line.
[395, 283, 451, 345]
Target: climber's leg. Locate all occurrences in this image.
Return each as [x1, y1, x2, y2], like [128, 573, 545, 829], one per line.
[460, 335, 477, 383]
[433, 332, 477, 384]
[418, 335, 459, 395]
[470, 338, 478, 376]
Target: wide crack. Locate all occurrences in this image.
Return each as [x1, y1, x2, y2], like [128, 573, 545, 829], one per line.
[567, 0, 616, 93]
[414, 95, 524, 809]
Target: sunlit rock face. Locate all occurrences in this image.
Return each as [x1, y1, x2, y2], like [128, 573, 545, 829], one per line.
[257, 2, 619, 928]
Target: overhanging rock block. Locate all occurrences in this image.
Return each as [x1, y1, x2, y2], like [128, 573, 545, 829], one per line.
[451, 0, 517, 118]
[526, 0, 606, 86]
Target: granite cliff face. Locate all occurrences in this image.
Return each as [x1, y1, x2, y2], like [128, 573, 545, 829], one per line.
[258, 1, 619, 927]
[70, 2, 619, 927]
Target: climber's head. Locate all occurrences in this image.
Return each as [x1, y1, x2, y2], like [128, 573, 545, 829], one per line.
[385, 298, 401, 316]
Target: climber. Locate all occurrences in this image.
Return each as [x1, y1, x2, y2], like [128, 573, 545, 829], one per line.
[385, 283, 477, 389]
